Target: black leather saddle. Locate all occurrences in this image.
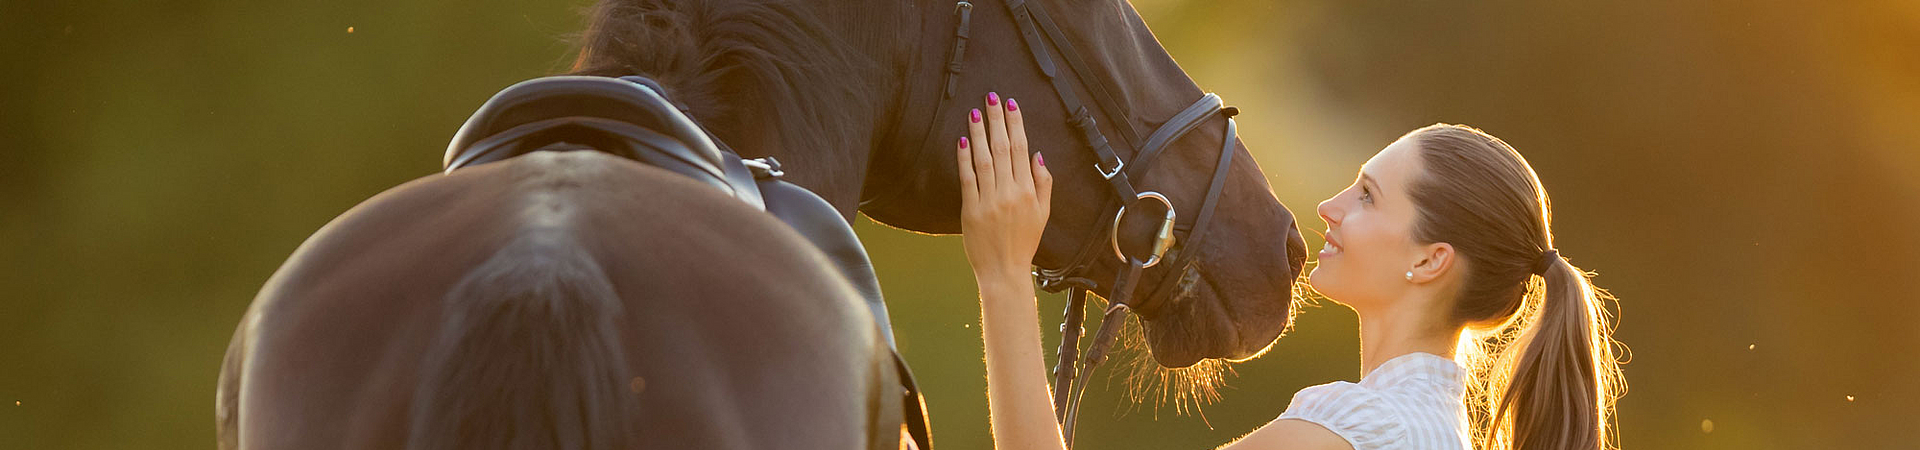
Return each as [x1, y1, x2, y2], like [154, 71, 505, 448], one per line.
[442, 76, 764, 207]
[442, 75, 931, 449]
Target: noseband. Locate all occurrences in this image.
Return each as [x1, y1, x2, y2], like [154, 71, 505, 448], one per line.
[921, 1, 1243, 446]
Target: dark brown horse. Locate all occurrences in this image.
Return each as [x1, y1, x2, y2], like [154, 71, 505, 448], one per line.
[217, 0, 1308, 448]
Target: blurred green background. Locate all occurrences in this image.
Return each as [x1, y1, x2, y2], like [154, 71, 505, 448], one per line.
[3, 0, 1916, 448]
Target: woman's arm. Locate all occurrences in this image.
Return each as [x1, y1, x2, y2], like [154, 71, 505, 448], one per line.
[955, 93, 1066, 450]
[1222, 420, 1353, 450]
[978, 274, 1068, 450]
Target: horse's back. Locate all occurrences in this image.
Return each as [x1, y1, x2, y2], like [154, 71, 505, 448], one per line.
[226, 151, 889, 450]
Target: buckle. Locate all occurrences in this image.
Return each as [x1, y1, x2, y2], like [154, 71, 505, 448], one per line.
[1096, 159, 1126, 180]
[742, 157, 784, 178]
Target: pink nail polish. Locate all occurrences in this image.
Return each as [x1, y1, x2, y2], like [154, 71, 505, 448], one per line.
[987, 92, 999, 106]
[971, 109, 981, 123]
[1007, 98, 1018, 111]
[960, 137, 969, 148]
[1037, 153, 1045, 165]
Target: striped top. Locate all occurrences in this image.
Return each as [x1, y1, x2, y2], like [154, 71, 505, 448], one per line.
[1277, 352, 1472, 450]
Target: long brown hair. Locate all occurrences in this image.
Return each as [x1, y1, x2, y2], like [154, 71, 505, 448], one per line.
[1404, 124, 1625, 449]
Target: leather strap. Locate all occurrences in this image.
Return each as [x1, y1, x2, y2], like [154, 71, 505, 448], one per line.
[1129, 94, 1224, 179]
[1059, 259, 1141, 448]
[1009, 0, 1141, 149]
[1006, 0, 1136, 200]
[1049, 289, 1088, 424]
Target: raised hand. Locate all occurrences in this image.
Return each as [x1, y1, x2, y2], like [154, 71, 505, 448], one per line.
[957, 92, 1053, 287]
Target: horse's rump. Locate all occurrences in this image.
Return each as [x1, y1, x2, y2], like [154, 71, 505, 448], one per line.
[406, 229, 633, 450]
[225, 152, 891, 449]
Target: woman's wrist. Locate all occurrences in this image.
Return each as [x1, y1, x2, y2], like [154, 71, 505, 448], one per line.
[975, 268, 1033, 297]
[977, 272, 1039, 319]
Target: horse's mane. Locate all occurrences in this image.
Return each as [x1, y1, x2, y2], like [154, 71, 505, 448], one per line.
[569, 0, 901, 195]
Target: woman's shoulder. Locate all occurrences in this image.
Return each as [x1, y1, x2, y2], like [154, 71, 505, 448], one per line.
[1276, 369, 1472, 450]
[1276, 382, 1409, 450]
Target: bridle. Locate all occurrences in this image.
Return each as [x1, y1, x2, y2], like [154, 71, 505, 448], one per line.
[913, 0, 1244, 446]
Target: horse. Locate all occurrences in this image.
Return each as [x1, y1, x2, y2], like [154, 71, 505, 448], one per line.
[217, 0, 1309, 448]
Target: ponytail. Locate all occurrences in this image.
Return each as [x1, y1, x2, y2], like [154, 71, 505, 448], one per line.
[1479, 255, 1624, 449]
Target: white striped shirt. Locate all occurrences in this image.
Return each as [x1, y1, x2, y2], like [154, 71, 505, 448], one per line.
[1277, 352, 1472, 450]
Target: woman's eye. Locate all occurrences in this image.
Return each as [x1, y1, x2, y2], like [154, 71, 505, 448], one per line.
[1359, 187, 1372, 203]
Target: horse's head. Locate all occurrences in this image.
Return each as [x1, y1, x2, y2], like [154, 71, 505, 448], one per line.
[863, 0, 1308, 368]
[566, 0, 1305, 369]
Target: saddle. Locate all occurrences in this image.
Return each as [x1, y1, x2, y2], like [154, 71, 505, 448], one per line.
[442, 75, 932, 449]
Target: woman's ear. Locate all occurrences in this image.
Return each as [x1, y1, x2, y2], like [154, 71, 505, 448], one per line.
[1408, 242, 1455, 284]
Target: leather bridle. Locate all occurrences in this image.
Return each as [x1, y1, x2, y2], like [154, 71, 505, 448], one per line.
[907, 1, 1244, 446]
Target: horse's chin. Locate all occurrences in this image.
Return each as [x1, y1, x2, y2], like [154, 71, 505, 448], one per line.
[1138, 268, 1291, 368]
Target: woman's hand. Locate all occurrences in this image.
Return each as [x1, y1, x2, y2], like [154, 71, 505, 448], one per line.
[958, 92, 1053, 291]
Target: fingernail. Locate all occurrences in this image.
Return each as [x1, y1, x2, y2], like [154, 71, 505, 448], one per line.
[971, 108, 981, 123]
[1007, 98, 1018, 111]
[960, 137, 969, 148]
[987, 92, 999, 106]
[1037, 153, 1045, 166]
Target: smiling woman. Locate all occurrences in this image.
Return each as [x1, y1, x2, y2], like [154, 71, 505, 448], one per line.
[1296, 124, 1626, 449]
[964, 121, 1622, 450]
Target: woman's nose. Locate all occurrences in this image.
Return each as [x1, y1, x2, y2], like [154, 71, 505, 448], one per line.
[1316, 197, 1341, 227]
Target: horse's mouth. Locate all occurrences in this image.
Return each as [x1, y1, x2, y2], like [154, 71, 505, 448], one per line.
[1137, 220, 1305, 367]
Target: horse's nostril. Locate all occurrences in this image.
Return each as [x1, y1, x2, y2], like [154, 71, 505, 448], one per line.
[1286, 223, 1308, 278]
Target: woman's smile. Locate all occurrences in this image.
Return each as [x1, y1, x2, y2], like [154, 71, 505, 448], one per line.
[1318, 230, 1343, 259]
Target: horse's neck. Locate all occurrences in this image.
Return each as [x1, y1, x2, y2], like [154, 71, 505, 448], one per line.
[697, 98, 871, 221]
[838, 0, 968, 233]
[708, 2, 924, 220]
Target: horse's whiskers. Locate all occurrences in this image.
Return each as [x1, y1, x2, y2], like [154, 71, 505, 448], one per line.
[1115, 313, 1235, 419]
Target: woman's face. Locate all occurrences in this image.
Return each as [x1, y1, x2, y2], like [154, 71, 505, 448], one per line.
[1309, 138, 1425, 308]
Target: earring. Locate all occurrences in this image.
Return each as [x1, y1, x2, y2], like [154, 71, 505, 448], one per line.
[1404, 271, 1413, 281]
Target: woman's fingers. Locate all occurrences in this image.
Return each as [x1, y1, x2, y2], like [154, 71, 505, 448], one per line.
[984, 92, 1014, 187]
[965, 94, 1044, 213]
[1034, 151, 1052, 211]
[957, 137, 978, 206]
[1003, 97, 1033, 189]
[967, 108, 994, 195]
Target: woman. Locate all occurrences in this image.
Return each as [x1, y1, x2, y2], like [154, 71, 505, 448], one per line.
[955, 93, 1623, 450]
